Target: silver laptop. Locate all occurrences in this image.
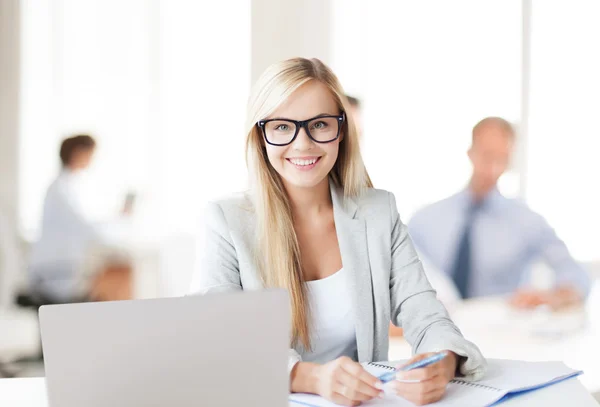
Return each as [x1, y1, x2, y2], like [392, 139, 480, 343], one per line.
[39, 289, 289, 407]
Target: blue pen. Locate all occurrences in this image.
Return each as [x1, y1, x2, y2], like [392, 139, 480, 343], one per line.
[378, 352, 447, 384]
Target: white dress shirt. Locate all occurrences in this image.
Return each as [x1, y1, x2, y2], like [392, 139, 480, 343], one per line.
[28, 170, 129, 301]
[408, 188, 590, 298]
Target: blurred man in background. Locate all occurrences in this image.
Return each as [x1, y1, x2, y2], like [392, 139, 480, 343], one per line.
[27, 135, 133, 305]
[408, 117, 589, 309]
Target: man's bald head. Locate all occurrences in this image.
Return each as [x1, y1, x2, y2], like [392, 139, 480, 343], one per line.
[472, 116, 515, 145]
[468, 117, 515, 199]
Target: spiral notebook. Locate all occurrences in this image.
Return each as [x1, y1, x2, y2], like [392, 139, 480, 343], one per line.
[289, 359, 582, 407]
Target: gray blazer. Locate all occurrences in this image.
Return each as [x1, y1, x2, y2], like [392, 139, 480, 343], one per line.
[191, 183, 487, 380]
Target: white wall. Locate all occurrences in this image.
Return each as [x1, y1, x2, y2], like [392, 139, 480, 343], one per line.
[526, 1, 600, 262]
[157, 0, 250, 235]
[0, 0, 21, 306]
[251, 0, 332, 83]
[0, 0, 20, 229]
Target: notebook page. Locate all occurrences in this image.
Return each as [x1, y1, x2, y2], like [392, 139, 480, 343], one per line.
[458, 359, 581, 393]
[289, 359, 581, 407]
[290, 385, 502, 407]
[365, 362, 504, 406]
[290, 362, 503, 407]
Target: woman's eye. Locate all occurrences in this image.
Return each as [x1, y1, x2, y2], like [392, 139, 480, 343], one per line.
[312, 121, 327, 130]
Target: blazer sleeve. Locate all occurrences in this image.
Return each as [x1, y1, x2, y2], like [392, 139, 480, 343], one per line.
[388, 192, 487, 380]
[189, 202, 242, 294]
[189, 201, 303, 375]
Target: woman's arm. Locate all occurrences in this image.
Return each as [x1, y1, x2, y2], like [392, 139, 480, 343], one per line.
[387, 192, 486, 381]
[191, 202, 384, 406]
[189, 202, 242, 295]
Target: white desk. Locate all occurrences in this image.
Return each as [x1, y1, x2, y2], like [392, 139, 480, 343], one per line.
[0, 376, 597, 407]
[389, 296, 600, 393]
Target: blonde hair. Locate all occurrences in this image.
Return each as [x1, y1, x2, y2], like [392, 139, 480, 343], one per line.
[245, 58, 372, 349]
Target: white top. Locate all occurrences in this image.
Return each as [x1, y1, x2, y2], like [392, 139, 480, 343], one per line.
[300, 267, 357, 363]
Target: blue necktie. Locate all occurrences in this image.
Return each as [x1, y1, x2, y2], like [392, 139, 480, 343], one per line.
[451, 202, 480, 299]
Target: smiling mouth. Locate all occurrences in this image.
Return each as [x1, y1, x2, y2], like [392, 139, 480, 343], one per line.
[286, 157, 321, 167]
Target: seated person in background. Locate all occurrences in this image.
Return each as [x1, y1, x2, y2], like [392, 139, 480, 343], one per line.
[408, 117, 590, 310]
[28, 135, 133, 304]
[191, 57, 486, 406]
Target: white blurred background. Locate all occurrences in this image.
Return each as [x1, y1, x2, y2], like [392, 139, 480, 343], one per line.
[5, 1, 597, 274]
[1, 0, 599, 389]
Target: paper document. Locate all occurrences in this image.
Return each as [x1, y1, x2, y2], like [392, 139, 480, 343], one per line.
[289, 359, 582, 407]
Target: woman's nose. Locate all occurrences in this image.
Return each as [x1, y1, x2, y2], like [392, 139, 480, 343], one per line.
[291, 126, 314, 150]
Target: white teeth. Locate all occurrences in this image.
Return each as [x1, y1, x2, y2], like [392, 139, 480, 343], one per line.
[290, 158, 318, 166]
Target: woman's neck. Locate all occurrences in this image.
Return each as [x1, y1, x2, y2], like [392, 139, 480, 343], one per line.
[285, 177, 332, 220]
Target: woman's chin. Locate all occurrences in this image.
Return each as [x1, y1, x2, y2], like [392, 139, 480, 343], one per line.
[282, 173, 329, 190]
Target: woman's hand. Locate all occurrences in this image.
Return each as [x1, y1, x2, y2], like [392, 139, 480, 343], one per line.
[388, 351, 458, 406]
[316, 356, 385, 406]
[291, 357, 384, 406]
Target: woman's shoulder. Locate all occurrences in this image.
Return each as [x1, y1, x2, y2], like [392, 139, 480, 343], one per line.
[355, 187, 395, 209]
[351, 187, 399, 223]
[204, 191, 255, 225]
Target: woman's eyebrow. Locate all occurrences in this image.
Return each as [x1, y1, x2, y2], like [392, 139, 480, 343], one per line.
[268, 112, 339, 121]
[312, 112, 338, 117]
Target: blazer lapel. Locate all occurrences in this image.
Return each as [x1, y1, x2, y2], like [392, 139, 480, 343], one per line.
[330, 184, 374, 362]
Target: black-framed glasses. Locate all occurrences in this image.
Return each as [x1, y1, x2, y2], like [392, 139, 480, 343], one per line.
[257, 113, 345, 146]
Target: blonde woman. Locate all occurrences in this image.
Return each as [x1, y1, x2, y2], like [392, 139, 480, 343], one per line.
[191, 58, 486, 406]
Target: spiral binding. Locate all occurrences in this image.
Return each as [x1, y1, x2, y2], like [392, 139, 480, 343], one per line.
[369, 363, 501, 392]
[367, 362, 395, 371]
[450, 380, 501, 392]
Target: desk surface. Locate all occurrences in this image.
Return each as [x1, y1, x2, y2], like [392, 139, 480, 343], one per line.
[0, 377, 597, 407]
[389, 296, 600, 393]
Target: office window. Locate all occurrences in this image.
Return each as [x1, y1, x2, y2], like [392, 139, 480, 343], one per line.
[19, 0, 250, 237]
[20, 0, 156, 234]
[332, 1, 522, 219]
[527, 1, 600, 262]
[157, 1, 250, 234]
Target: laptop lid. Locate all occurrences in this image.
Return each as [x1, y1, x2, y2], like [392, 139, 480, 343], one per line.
[39, 289, 289, 407]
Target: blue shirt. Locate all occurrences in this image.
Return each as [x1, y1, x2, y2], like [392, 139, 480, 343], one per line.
[408, 188, 590, 298]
